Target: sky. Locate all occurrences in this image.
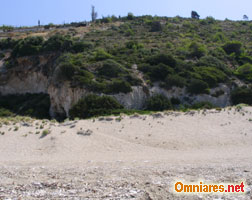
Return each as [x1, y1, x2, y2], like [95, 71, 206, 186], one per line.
[0, 0, 251, 27]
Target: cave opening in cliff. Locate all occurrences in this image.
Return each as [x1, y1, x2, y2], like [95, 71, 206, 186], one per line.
[0, 93, 51, 119]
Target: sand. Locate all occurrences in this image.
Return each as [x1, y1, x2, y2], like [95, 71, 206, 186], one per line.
[0, 106, 252, 199]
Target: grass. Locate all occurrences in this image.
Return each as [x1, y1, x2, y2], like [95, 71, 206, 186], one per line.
[41, 129, 51, 138]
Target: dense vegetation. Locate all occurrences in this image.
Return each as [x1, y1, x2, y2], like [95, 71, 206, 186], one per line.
[231, 86, 252, 105]
[146, 94, 172, 111]
[0, 93, 50, 119]
[1, 15, 252, 119]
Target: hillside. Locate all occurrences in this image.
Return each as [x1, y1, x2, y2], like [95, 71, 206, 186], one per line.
[0, 15, 252, 119]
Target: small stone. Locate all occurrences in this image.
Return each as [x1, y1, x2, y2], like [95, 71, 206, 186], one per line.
[77, 129, 93, 136]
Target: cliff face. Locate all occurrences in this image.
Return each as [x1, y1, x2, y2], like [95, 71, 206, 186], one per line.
[0, 56, 232, 118]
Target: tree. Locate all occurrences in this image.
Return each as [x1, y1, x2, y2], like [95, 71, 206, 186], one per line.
[243, 15, 249, 21]
[91, 6, 98, 22]
[127, 12, 134, 20]
[191, 11, 200, 19]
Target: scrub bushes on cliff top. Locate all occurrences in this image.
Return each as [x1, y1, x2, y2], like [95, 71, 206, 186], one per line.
[9, 34, 94, 58]
[43, 34, 73, 52]
[69, 94, 123, 119]
[56, 53, 94, 84]
[11, 36, 44, 57]
[0, 38, 18, 50]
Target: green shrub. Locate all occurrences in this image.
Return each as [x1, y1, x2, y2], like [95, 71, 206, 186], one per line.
[127, 12, 134, 20]
[41, 129, 50, 138]
[205, 16, 216, 24]
[209, 47, 227, 60]
[234, 63, 252, 82]
[237, 54, 252, 65]
[12, 36, 44, 57]
[223, 41, 242, 55]
[139, 63, 174, 81]
[197, 56, 231, 75]
[71, 41, 93, 53]
[125, 29, 134, 36]
[0, 108, 14, 117]
[100, 17, 112, 23]
[231, 87, 252, 105]
[124, 74, 142, 86]
[147, 53, 176, 67]
[213, 32, 226, 42]
[125, 41, 144, 50]
[166, 42, 173, 49]
[56, 53, 93, 83]
[0, 38, 18, 50]
[164, 74, 186, 89]
[69, 94, 123, 119]
[105, 80, 132, 94]
[44, 23, 54, 29]
[58, 62, 78, 80]
[187, 79, 209, 94]
[193, 67, 228, 87]
[0, 25, 14, 32]
[93, 48, 113, 61]
[146, 95, 172, 111]
[188, 41, 206, 58]
[43, 34, 73, 52]
[98, 59, 127, 78]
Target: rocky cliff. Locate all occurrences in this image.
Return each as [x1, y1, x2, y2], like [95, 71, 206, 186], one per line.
[0, 55, 233, 118]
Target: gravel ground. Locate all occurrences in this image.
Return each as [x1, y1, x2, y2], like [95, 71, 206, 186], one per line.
[0, 162, 251, 199]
